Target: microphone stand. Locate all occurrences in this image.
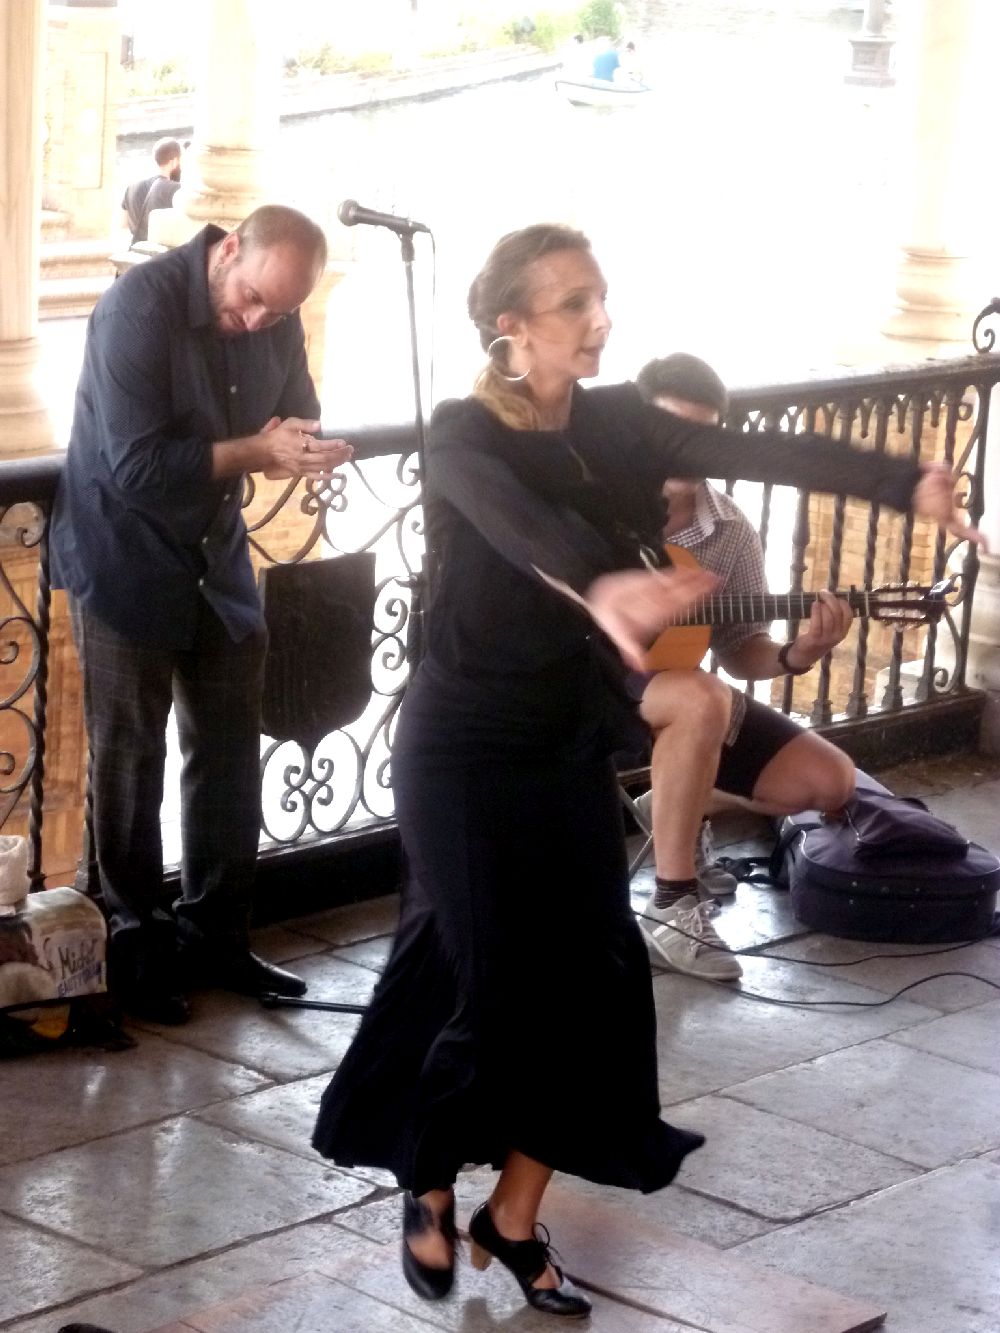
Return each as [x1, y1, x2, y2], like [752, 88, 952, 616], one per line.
[399, 227, 433, 669]
[261, 224, 431, 1019]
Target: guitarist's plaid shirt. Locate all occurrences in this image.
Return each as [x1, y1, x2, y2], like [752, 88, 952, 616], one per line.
[667, 482, 770, 742]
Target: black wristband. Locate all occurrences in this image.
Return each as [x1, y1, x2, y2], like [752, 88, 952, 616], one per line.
[777, 641, 812, 676]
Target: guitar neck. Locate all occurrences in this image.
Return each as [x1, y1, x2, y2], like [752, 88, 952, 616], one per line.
[676, 589, 869, 628]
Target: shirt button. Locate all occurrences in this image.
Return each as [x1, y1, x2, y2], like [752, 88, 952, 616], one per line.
[198, 577, 205, 587]
[229, 384, 237, 394]
[201, 536, 209, 545]
[223, 490, 233, 501]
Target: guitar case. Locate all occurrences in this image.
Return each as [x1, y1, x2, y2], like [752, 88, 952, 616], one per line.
[777, 772, 1000, 943]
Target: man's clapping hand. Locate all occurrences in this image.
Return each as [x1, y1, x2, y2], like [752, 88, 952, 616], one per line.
[258, 417, 353, 480]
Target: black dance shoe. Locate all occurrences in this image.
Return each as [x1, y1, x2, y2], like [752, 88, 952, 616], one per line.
[468, 1201, 592, 1319]
[401, 1191, 458, 1300]
[194, 948, 308, 999]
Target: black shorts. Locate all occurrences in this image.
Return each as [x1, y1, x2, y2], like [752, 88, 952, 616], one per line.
[715, 694, 804, 799]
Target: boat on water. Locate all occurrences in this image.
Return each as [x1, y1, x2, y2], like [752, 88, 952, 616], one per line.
[554, 75, 651, 108]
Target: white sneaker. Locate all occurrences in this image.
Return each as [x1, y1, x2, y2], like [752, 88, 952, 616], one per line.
[695, 820, 738, 897]
[639, 894, 743, 982]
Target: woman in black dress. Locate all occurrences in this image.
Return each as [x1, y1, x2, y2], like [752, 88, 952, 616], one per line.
[314, 224, 972, 1318]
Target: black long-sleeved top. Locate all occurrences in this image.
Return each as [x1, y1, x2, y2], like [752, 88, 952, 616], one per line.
[424, 384, 920, 685]
[50, 225, 319, 649]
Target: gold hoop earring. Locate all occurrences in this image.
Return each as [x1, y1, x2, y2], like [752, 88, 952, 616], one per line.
[487, 334, 531, 383]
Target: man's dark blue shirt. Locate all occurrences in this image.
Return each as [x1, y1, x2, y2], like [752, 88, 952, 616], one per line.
[50, 225, 320, 649]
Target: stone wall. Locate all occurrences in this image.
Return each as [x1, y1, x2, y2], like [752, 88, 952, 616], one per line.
[43, 5, 120, 239]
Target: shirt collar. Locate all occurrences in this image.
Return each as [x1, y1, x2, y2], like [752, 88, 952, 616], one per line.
[671, 482, 729, 545]
[186, 224, 228, 331]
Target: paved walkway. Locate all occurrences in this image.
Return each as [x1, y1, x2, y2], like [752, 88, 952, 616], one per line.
[2, 752, 999, 1333]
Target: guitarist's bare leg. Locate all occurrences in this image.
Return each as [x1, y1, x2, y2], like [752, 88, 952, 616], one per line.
[707, 728, 855, 820]
[637, 669, 744, 982]
[639, 669, 733, 882]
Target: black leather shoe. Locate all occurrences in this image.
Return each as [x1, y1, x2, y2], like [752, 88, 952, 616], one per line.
[401, 1191, 457, 1300]
[468, 1202, 591, 1319]
[111, 943, 189, 1025]
[211, 950, 307, 998]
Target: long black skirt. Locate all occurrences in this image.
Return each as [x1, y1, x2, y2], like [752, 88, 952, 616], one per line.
[312, 659, 704, 1195]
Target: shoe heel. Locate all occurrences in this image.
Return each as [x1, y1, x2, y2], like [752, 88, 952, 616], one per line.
[469, 1240, 493, 1271]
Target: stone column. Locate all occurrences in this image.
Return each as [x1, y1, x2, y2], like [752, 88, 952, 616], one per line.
[0, 0, 54, 455]
[845, 0, 895, 88]
[883, 0, 1000, 350]
[43, 1, 121, 239]
[150, 0, 280, 246]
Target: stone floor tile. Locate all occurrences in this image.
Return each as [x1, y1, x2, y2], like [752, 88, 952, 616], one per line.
[193, 1071, 395, 1186]
[0, 1117, 373, 1268]
[146, 1267, 691, 1333]
[0, 1216, 142, 1323]
[734, 1158, 1000, 1333]
[0, 1220, 378, 1333]
[757, 932, 1000, 1011]
[726, 1037, 1000, 1167]
[0, 1035, 268, 1167]
[332, 934, 393, 972]
[663, 1095, 918, 1220]
[286, 894, 400, 947]
[886, 998, 1000, 1075]
[246, 922, 331, 965]
[652, 956, 938, 1104]
[139, 953, 376, 1081]
[874, 752, 1000, 800]
[145, 1270, 448, 1333]
[920, 778, 1000, 852]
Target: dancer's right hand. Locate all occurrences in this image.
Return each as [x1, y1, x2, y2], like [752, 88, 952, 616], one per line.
[585, 566, 719, 670]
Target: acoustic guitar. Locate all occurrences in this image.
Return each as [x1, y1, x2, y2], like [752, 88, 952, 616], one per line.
[643, 543, 953, 673]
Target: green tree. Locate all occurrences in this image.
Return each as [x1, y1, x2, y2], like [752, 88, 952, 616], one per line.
[578, 0, 622, 41]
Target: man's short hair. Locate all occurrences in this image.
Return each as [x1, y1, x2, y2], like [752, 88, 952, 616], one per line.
[636, 353, 729, 418]
[235, 205, 328, 272]
[153, 137, 182, 167]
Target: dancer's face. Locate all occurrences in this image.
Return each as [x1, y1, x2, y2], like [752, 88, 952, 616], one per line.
[498, 248, 611, 387]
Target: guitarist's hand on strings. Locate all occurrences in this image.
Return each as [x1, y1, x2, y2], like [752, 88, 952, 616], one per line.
[781, 589, 854, 674]
[585, 566, 719, 671]
[913, 462, 987, 549]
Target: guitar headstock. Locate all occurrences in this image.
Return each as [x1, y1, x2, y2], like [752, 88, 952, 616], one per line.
[864, 578, 955, 626]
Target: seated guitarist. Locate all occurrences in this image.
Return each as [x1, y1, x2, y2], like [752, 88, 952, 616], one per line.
[632, 354, 856, 982]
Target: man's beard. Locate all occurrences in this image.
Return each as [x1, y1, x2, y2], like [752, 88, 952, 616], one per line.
[208, 258, 235, 335]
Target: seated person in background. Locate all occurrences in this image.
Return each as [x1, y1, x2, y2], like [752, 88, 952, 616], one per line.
[632, 353, 857, 982]
[591, 38, 621, 82]
[120, 137, 182, 247]
[617, 40, 644, 84]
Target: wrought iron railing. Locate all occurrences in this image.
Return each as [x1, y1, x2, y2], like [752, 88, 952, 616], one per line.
[722, 349, 995, 728]
[2, 309, 999, 880]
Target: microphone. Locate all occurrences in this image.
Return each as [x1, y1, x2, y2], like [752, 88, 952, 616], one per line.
[337, 199, 430, 236]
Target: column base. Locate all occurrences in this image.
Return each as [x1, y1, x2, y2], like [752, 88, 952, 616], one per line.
[845, 35, 895, 88]
[0, 339, 56, 456]
[169, 145, 269, 235]
[882, 249, 983, 350]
